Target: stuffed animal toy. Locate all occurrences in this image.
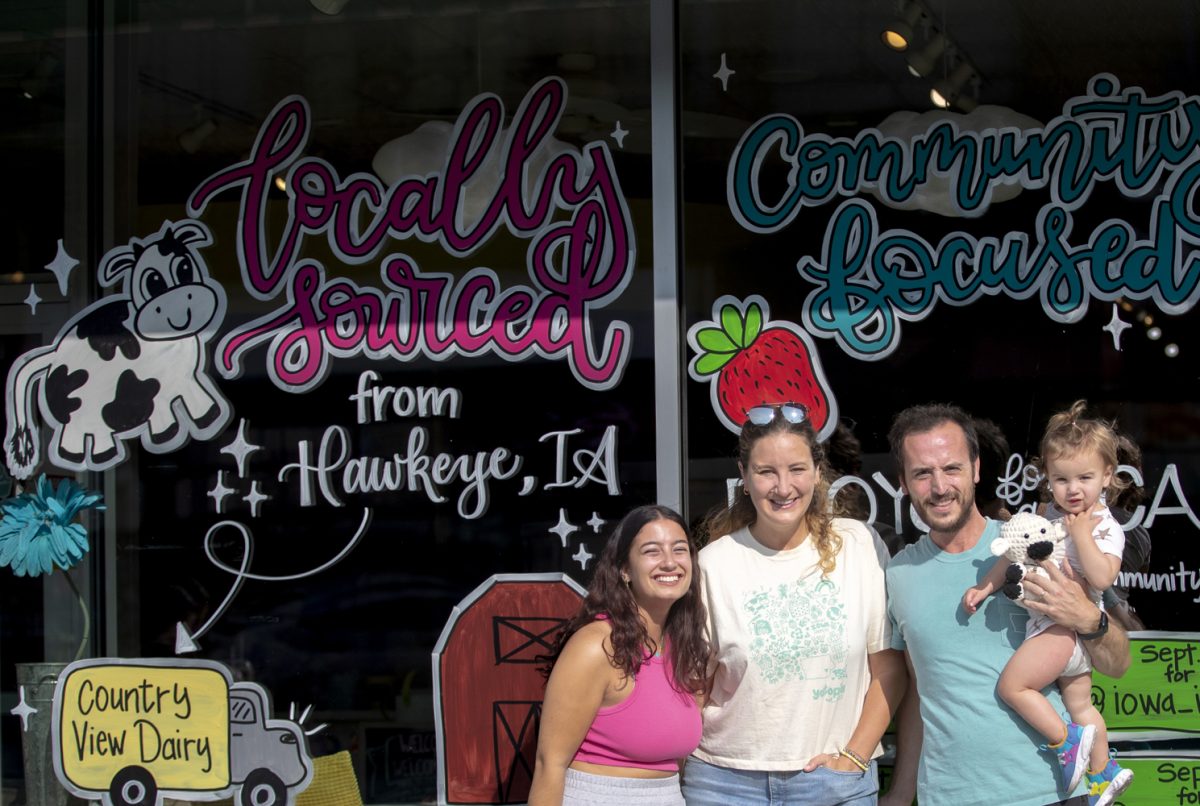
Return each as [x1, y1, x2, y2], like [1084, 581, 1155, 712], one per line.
[989, 511, 1068, 604]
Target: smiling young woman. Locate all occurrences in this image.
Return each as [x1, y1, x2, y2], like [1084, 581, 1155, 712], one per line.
[684, 404, 907, 806]
[529, 505, 710, 806]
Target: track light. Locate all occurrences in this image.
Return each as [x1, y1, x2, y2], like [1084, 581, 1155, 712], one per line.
[930, 60, 978, 110]
[881, 0, 925, 52]
[906, 32, 948, 78]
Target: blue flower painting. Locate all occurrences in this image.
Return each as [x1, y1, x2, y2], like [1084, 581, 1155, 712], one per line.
[0, 475, 104, 577]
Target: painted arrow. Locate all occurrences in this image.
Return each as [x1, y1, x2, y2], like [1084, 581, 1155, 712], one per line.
[176, 508, 373, 654]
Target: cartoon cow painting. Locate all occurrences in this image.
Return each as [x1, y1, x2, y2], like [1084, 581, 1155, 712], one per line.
[4, 220, 231, 478]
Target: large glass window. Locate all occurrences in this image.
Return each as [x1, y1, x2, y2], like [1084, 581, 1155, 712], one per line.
[4, 1, 1200, 804]
[3, 2, 654, 803]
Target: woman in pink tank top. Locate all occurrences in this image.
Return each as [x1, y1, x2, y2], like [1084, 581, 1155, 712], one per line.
[529, 505, 711, 806]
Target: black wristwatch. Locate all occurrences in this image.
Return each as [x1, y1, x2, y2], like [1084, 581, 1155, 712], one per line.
[1078, 609, 1109, 641]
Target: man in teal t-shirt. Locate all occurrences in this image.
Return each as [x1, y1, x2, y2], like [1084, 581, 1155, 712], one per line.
[879, 405, 1131, 806]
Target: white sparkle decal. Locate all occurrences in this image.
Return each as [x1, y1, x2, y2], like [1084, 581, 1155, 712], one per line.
[549, 509, 578, 548]
[572, 543, 594, 570]
[610, 121, 628, 148]
[588, 512, 606, 533]
[1103, 304, 1131, 350]
[714, 52, 735, 91]
[220, 419, 262, 478]
[207, 471, 235, 514]
[24, 285, 41, 314]
[243, 481, 270, 518]
[10, 686, 37, 731]
[45, 239, 79, 295]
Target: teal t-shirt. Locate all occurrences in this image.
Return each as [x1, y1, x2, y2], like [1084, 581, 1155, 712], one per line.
[886, 519, 1081, 806]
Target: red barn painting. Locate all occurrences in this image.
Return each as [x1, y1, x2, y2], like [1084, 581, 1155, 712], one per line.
[433, 573, 586, 805]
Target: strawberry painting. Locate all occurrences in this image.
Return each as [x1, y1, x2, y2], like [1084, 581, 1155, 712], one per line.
[688, 295, 838, 437]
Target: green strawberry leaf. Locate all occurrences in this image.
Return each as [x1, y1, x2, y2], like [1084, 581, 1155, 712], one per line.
[720, 304, 745, 347]
[693, 351, 735, 375]
[744, 303, 763, 345]
[694, 327, 739, 353]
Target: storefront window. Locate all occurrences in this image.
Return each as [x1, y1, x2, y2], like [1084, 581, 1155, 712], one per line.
[4, 2, 654, 803]
[681, 0, 1200, 781]
[4, 1, 1199, 804]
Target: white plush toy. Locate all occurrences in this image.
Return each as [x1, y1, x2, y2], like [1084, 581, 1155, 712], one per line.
[989, 511, 1068, 605]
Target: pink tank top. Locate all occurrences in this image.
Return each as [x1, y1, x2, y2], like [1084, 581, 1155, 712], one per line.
[572, 653, 702, 771]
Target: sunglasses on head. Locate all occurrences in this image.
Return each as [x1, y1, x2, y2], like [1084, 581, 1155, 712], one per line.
[744, 403, 808, 427]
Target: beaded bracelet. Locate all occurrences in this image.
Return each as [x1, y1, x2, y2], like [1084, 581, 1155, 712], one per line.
[839, 747, 870, 772]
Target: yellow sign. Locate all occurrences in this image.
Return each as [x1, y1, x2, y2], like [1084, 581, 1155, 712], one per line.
[58, 663, 231, 792]
[52, 658, 312, 804]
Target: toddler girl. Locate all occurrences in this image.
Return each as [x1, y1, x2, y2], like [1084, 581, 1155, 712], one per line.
[963, 400, 1134, 806]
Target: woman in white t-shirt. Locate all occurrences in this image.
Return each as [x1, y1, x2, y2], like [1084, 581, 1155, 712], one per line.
[682, 404, 907, 806]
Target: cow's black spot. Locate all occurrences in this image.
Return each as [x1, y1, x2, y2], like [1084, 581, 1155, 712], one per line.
[1004, 563, 1025, 584]
[45, 365, 87, 424]
[101, 370, 159, 432]
[74, 300, 140, 361]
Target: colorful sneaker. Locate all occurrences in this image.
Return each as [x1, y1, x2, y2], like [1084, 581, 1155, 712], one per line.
[1087, 758, 1133, 806]
[1041, 722, 1095, 792]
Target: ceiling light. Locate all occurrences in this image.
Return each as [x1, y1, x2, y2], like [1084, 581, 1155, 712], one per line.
[906, 32, 948, 78]
[881, 1, 924, 52]
[930, 61, 977, 110]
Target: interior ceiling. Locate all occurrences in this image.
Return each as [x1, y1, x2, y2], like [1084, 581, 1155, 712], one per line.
[2, 1, 1198, 164]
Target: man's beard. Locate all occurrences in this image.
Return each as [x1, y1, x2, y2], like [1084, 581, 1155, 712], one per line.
[914, 488, 976, 534]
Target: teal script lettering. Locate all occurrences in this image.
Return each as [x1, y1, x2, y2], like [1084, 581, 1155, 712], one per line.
[728, 74, 1200, 359]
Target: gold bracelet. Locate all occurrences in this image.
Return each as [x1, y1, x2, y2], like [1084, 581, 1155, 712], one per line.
[839, 746, 869, 772]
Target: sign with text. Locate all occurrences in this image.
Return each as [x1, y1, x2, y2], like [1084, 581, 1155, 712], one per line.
[1106, 754, 1200, 805]
[52, 658, 312, 804]
[1093, 632, 1200, 739]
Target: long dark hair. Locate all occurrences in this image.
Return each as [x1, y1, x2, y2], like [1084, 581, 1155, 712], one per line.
[700, 412, 840, 574]
[544, 504, 709, 693]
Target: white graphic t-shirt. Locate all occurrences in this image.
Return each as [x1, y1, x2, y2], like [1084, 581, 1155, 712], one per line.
[694, 518, 891, 770]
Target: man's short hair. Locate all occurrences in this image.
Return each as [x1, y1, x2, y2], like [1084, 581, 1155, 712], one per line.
[888, 403, 980, 473]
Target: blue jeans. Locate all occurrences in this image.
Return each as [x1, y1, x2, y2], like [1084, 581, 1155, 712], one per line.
[682, 756, 878, 806]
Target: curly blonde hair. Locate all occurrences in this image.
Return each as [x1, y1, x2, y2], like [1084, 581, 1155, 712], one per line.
[1038, 399, 1132, 501]
[700, 411, 841, 575]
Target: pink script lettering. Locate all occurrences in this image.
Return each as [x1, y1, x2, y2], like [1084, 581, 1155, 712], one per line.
[187, 77, 635, 392]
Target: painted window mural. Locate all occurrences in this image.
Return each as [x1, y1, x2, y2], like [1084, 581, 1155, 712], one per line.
[681, 2, 1199, 801]
[0, 0, 1198, 804]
